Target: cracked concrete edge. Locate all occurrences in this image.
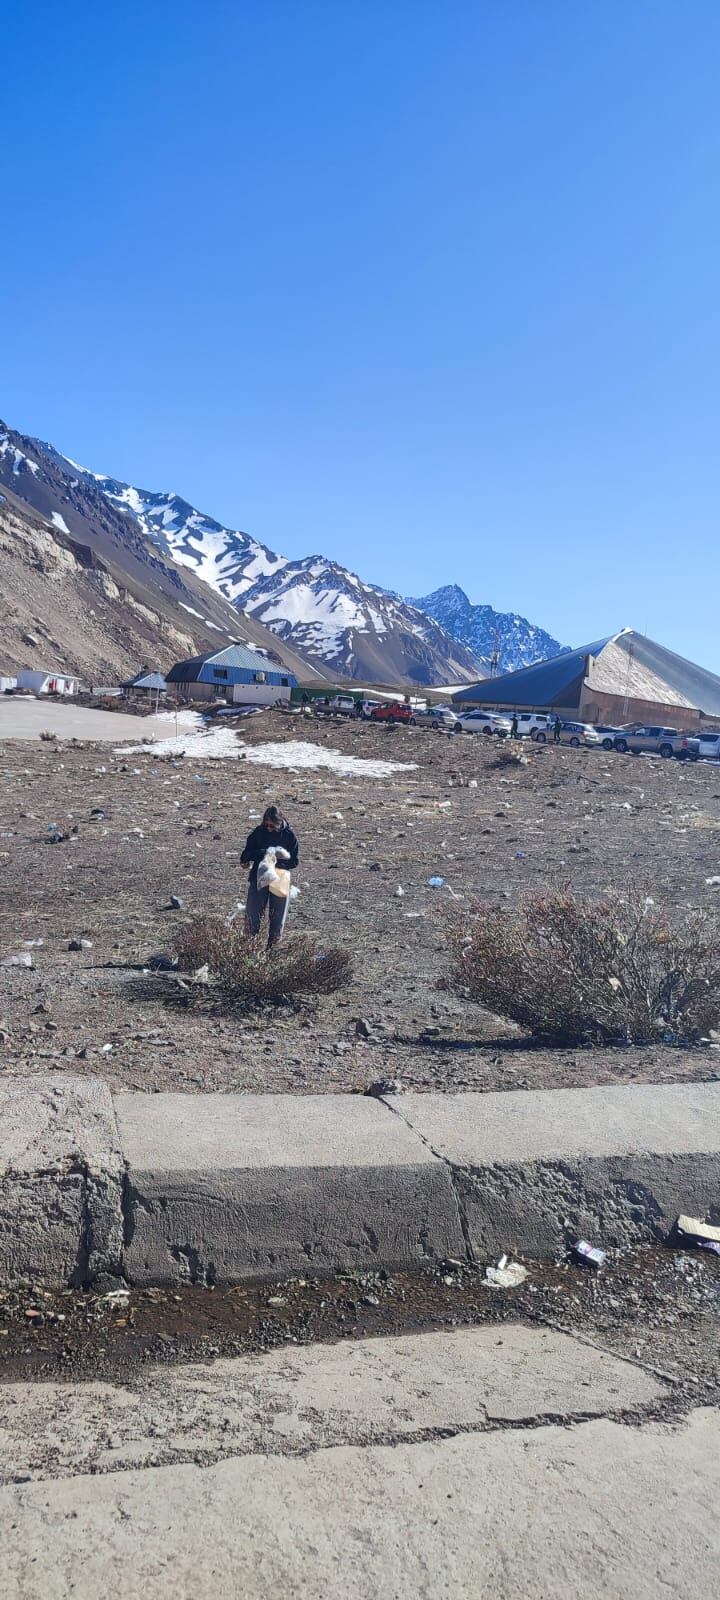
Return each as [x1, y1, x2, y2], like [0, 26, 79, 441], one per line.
[379, 1089, 720, 1257]
[2, 1077, 720, 1287]
[0, 1077, 126, 1289]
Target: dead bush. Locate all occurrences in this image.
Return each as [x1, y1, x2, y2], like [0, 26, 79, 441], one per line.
[39, 729, 57, 741]
[443, 885, 720, 1045]
[175, 917, 352, 1008]
[490, 743, 528, 770]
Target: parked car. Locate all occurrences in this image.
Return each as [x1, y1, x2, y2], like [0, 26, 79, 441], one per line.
[369, 701, 413, 723]
[679, 731, 720, 761]
[612, 725, 684, 757]
[409, 704, 460, 730]
[454, 709, 512, 737]
[593, 724, 627, 750]
[315, 695, 358, 717]
[534, 720, 602, 747]
[511, 713, 553, 738]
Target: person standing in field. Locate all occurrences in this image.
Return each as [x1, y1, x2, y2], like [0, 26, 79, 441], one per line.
[241, 804, 300, 948]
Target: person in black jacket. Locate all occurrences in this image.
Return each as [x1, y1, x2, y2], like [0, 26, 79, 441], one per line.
[240, 805, 299, 947]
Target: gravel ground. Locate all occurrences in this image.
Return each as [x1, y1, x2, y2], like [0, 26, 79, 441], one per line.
[0, 1245, 717, 1420]
[2, 708, 720, 1094]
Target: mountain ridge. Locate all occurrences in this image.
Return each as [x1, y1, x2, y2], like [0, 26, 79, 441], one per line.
[409, 583, 564, 673]
[31, 441, 486, 686]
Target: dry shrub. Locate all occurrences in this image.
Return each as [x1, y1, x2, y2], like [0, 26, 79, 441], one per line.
[444, 885, 720, 1045]
[490, 743, 528, 770]
[39, 729, 57, 741]
[175, 917, 352, 1007]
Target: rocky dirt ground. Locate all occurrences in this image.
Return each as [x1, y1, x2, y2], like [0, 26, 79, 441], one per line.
[2, 707, 720, 1095]
[0, 1246, 717, 1418]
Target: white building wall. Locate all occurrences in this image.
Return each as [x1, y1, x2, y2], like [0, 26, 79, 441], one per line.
[16, 670, 79, 695]
[231, 681, 292, 706]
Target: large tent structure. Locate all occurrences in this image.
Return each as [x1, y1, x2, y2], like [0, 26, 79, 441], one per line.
[453, 630, 720, 730]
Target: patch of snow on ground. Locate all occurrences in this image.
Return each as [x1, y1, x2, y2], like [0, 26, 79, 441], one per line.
[179, 602, 205, 618]
[116, 728, 416, 776]
[152, 709, 203, 728]
[50, 511, 71, 533]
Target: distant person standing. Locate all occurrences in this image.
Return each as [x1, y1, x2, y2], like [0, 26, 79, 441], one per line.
[241, 805, 299, 948]
[553, 717, 562, 743]
[510, 714, 519, 739]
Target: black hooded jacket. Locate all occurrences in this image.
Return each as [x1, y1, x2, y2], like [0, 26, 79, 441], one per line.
[240, 821, 299, 887]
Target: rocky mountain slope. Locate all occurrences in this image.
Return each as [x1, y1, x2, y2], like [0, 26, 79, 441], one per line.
[410, 584, 563, 673]
[0, 424, 323, 684]
[32, 441, 485, 687]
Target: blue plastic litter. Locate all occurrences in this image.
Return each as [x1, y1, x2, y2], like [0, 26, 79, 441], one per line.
[427, 876, 446, 888]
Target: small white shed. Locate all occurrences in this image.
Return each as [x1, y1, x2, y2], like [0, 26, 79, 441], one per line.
[16, 669, 81, 696]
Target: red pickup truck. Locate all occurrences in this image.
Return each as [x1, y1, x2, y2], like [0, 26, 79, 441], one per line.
[369, 701, 413, 723]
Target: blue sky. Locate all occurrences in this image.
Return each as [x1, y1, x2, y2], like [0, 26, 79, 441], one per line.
[3, 2, 720, 666]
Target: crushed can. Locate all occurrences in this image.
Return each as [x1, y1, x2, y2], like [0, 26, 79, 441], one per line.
[572, 1239, 606, 1269]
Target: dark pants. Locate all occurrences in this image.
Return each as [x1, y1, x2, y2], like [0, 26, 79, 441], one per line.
[245, 878, 289, 947]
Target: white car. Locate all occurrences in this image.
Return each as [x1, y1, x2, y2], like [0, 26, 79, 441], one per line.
[514, 713, 553, 738]
[454, 709, 512, 737]
[681, 731, 720, 761]
[409, 704, 460, 730]
[533, 719, 602, 747]
[315, 695, 358, 717]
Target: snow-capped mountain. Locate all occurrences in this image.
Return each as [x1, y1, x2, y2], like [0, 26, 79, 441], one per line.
[409, 585, 564, 673]
[239, 558, 483, 685]
[0, 422, 321, 684]
[33, 443, 485, 686]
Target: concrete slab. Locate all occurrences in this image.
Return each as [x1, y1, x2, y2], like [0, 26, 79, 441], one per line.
[116, 1092, 464, 1283]
[0, 1076, 124, 1286]
[0, 1324, 665, 1482]
[0, 698, 198, 743]
[3, 1408, 717, 1598]
[390, 1082, 720, 1256]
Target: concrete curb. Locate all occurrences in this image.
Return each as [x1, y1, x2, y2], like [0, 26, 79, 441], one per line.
[1, 1077, 719, 1286]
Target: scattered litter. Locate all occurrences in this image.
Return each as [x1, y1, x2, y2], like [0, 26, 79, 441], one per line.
[394, 885, 405, 897]
[669, 1214, 720, 1257]
[267, 1295, 287, 1307]
[1, 951, 33, 968]
[23, 939, 44, 948]
[427, 876, 445, 888]
[468, 779, 478, 789]
[68, 939, 93, 952]
[166, 895, 185, 910]
[705, 876, 720, 887]
[571, 1239, 606, 1269]
[484, 1259, 529, 1289]
[101, 1288, 130, 1306]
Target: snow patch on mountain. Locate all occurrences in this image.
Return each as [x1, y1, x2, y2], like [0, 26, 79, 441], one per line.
[35, 445, 486, 685]
[410, 585, 564, 674]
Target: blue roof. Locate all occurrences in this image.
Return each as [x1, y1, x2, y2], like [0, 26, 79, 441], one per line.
[166, 642, 283, 683]
[454, 640, 609, 708]
[454, 629, 720, 716]
[122, 670, 167, 690]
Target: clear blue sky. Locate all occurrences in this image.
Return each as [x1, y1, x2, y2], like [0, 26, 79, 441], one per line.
[3, 2, 720, 665]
